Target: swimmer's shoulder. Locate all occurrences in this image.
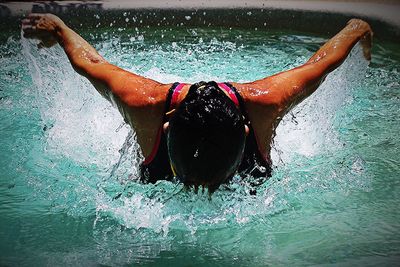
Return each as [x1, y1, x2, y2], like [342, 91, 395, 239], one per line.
[230, 81, 284, 109]
[113, 77, 174, 109]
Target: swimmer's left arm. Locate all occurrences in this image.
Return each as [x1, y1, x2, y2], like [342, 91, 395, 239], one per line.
[240, 19, 372, 116]
[271, 19, 372, 112]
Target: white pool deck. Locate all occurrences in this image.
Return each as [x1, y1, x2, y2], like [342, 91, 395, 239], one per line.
[3, 0, 400, 28]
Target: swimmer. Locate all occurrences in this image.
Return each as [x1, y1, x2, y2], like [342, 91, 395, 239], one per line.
[22, 13, 372, 193]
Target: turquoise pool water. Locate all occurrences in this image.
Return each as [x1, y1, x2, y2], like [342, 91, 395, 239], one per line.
[1, 23, 399, 266]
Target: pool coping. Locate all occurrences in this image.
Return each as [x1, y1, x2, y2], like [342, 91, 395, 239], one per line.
[1, 1, 399, 42]
[2, 0, 400, 27]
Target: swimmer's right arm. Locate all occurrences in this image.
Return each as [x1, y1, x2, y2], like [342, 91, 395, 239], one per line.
[22, 13, 173, 156]
[22, 13, 163, 104]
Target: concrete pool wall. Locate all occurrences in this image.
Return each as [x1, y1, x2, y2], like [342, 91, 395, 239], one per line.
[1, 1, 399, 42]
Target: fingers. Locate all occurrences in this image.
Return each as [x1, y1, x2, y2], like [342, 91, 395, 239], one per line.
[21, 18, 31, 25]
[21, 15, 38, 36]
[22, 24, 36, 32]
[27, 13, 44, 20]
[348, 18, 366, 25]
[21, 13, 44, 29]
[347, 18, 371, 31]
[21, 23, 37, 39]
[21, 13, 56, 43]
[22, 26, 50, 40]
[22, 13, 41, 25]
[21, 14, 44, 38]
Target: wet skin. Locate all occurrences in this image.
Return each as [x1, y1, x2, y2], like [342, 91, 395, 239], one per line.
[22, 13, 372, 165]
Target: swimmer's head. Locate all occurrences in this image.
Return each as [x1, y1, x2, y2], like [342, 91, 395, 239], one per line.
[166, 81, 246, 193]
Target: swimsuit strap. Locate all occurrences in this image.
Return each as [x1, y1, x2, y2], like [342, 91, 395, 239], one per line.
[219, 82, 250, 124]
[143, 82, 183, 165]
[217, 83, 240, 107]
[141, 81, 272, 182]
[220, 82, 268, 162]
[170, 83, 186, 110]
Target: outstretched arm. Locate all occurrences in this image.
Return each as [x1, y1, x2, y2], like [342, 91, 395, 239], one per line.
[22, 13, 172, 158]
[241, 19, 372, 112]
[233, 19, 372, 156]
[22, 13, 163, 105]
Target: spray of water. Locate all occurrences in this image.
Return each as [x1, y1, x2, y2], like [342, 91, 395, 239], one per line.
[19, 28, 368, 237]
[272, 43, 368, 164]
[21, 32, 132, 167]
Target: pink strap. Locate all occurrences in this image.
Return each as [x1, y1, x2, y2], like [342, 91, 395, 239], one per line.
[170, 83, 186, 109]
[218, 83, 239, 107]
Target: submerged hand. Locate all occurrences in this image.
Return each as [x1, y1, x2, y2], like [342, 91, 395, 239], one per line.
[22, 13, 65, 48]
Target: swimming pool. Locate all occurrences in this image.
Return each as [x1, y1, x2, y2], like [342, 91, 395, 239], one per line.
[1, 8, 400, 266]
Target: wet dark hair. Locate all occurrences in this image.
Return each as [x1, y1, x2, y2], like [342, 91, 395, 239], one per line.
[167, 81, 246, 193]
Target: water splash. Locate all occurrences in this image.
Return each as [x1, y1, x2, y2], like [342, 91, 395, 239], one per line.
[0, 20, 397, 266]
[21, 32, 130, 168]
[18, 27, 370, 237]
[272, 43, 368, 164]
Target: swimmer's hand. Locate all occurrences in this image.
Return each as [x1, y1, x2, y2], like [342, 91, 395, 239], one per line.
[347, 19, 373, 61]
[22, 13, 65, 48]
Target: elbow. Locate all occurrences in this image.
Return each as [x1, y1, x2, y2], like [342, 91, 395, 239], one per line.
[71, 59, 107, 78]
[69, 50, 106, 76]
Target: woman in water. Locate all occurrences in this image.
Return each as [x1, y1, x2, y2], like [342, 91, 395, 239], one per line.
[22, 13, 372, 193]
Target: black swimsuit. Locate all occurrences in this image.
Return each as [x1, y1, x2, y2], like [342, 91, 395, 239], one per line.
[140, 82, 272, 183]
